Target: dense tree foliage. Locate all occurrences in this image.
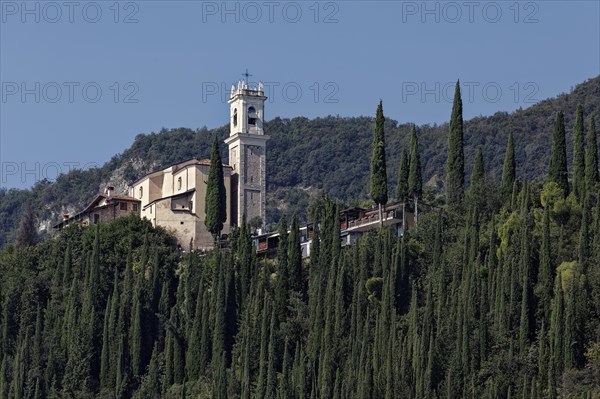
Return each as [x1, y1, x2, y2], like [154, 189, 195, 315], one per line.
[501, 131, 516, 205]
[572, 105, 586, 201]
[1, 77, 599, 248]
[370, 100, 388, 208]
[446, 80, 465, 209]
[549, 111, 570, 197]
[1, 104, 600, 399]
[396, 149, 409, 204]
[3, 161, 600, 398]
[205, 135, 228, 239]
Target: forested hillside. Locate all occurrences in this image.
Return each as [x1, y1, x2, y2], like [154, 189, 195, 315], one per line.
[2, 74, 600, 398]
[2, 175, 600, 398]
[1, 76, 599, 248]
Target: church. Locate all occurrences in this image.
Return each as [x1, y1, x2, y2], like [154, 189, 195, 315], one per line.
[129, 79, 269, 250]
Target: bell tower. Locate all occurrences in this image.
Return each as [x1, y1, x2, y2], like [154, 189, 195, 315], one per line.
[224, 78, 269, 228]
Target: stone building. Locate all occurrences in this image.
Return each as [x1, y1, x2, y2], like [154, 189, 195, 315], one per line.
[54, 186, 141, 230]
[129, 159, 233, 250]
[129, 78, 270, 250]
[225, 81, 270, 227]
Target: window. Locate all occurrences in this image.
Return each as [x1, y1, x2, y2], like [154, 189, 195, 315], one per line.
[93, 214, 100, 224]
[139, 187, 143, 199]
[233, 108, 238, 126]
[149, 206, 152, 214]
[248, 106, 256, 125]
[133, 203, 139, 212]
[189, 201, 193, 210]
[177, 176, 182, 190]
[120, 202, 127, 210]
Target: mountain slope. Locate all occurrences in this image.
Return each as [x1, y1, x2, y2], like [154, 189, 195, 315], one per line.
[1, 76, 598, 248]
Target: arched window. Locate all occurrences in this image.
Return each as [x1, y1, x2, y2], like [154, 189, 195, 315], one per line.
[177, 176, 182, 190]
[138, 186, 143, 199]
[248, 106, 256, 125]
[233, 108, 238, 126]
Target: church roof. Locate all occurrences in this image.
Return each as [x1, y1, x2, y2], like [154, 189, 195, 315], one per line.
[53, 193, 140, 229]
[130, 158, 232, 185]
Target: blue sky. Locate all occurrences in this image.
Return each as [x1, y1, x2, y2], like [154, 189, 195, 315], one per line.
[1, 0, 599, 188]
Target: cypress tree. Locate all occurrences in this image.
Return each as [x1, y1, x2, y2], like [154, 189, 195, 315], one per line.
[214, 351, 227, 399]
[186, 289, 203, 381]
[370, 100, 388, 224]
[205, 133, 227, 240]
[408, 125, 423, 223]
[115, 334, 128, 399]
[223, 265, 237, 367]
[265, 307, 278, 399]
[585, 115, 599, 190]
[446, 80, 465, 208]
[172, 311, 185, 385]
[548, 111, 569, 196]
[288, 215, 303, 293]
[501, 131, 516, 204]
[397, 148, 409, 203]
[15, 202, 38, 249]
[573, 105, 586, 200]
[563, 280, 576, 370]
[130, 275, 143, 378]
[292, 342, 306, 399]
[536, 206, 553, 324]
[256, 297, 270, 399]
[275, 216, 289, 322]
[579, 198, 590, 269]
[199, 289, 211, 376]
[469, 147, 485, 210]
[99, 297, 111, 388]
[212, 260, 226, 369]
[278, 337, 292, 399]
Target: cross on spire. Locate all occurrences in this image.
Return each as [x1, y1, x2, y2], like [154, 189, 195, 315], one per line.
[241, 68, 252, 82]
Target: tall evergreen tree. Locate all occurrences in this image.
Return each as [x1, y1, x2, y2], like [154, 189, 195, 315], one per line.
[15, 202, 38, 248]
[585, 115, 599, 190]
[205, 134, 227, 240]
[446, 80, 465, 208]
[469, 147, 485, 210]
[549, 111, 569, 196]
[397, 148, 409, 203]
[501, 131, 516, 204]
[370, 100, 388, 225]
[275, 216, 289, 322]
[573, 105, 586, 201]
[408, 125, 423, 223]
[288, 215, 303, 293]
[130, 275, 143, 378]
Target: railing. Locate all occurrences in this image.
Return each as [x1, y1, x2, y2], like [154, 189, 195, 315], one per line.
[346, 209, 401, 229]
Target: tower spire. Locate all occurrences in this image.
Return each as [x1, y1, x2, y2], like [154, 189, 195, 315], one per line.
[225, 73, 269, 228]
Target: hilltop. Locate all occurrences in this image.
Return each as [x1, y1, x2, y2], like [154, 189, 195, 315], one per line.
[0, 75, 598, 248]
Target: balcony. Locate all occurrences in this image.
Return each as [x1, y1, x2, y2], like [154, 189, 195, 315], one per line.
[345, 208, 404, 232]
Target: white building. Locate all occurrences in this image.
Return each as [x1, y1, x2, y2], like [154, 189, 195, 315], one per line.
[129, 78, 269, 250]
[225, 81, 270, 227]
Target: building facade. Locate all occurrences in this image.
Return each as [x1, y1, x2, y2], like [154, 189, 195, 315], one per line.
[129, 159, 233, 250]
[54, 186, 141, 230]
[127, 78, 269, 250]
[224, 81, 270, 227]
